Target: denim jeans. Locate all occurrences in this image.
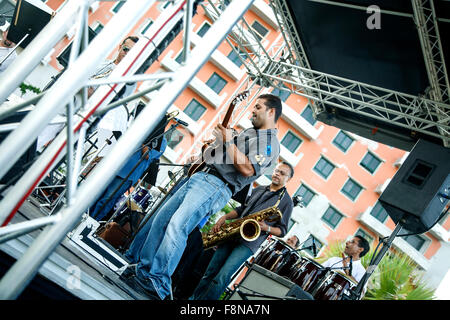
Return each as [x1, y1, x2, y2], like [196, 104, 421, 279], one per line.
[124, 172, 232, 299]
[190, 242, 252, 300]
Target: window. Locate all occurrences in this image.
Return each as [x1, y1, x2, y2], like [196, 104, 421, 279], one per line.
[322, 206, 344, 229]
[184, 99, 206, 121]
[313, 156, 335, 179]
[301, 105, 317, 125]
[301, 235, 322, 257]
[294, 184, 316, 207]
[92, 22, 104, 34]
[167, 129, 184, 149]
[370, 201, 389, 223]
[111, 1, 125, 13]
[403, 234, 426, 252]
[272, 84, 291, 102]
[251, 20, 269, 41]
[287, 218, 296, 232]
[227, 47, 244, 67]
[281, 131, 302, 153]
[333, 131, 354, 152]
[175, 49, 185, 64]
[197, 22, 211, 37]
[360, 152, 382, 174]
[140, 19, 153, 35]
[355, 228, 374, 244]
[206, 72, 227, 94]
[341, 178, 363, 201]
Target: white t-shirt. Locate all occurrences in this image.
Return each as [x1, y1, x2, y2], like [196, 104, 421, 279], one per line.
[322, 256, 366, 283]
[0, 46, 17, 72]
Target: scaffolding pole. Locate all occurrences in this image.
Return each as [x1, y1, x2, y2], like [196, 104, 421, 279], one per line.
[0, 0, 84, 105]
[0, 0, 255, 300]
[0, 0, 155, 182]
[0, 0, 187, 227]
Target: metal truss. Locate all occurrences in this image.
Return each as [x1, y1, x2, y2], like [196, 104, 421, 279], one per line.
[266, 0, 450, 148]
[0, 0, 256, 299]
[411, 0, 450, 110]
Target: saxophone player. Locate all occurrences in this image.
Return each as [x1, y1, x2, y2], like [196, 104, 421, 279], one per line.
[189, 161, 294, 300]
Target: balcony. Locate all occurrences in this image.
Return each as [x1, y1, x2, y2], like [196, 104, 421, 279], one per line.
[429, 223, 449, 242]
[375, 178, 391, 195]
[281, 102, 323, 140]
[167, 105, 203, 136]
[162, 145, 182, 164]
[250, 0, 279, 30]
[394, 152, 410, 168]
[189, 33, 246, 82]
[161, 54, 226, 108]
[358, 207, 431, 270]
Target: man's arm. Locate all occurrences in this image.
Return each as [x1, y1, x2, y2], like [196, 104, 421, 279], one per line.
[212, 210, 240, 233]
[214, 124, 254, 177]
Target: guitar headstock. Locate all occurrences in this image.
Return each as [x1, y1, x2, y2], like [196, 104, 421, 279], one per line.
[231, 90, 250, 106]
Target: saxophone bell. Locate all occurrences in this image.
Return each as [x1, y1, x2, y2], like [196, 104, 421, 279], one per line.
[239, 219, 261, 242]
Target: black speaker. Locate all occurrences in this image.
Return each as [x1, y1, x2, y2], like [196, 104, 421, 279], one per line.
[379, 139, 450, 234]
[7, 0, 53, 48]
[56, 27, 98, 68]
[226, 264, 313, 300]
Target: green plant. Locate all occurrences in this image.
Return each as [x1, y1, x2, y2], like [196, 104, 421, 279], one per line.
[19, 82, 41, 96]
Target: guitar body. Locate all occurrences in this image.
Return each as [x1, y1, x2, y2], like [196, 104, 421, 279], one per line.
[186, 90, 249, 177]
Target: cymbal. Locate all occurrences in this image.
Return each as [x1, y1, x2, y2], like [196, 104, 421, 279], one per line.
[157, 186, 167, 194]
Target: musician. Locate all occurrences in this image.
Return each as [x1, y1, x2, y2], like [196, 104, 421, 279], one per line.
[89, 108, 168, 222]
[190, 161, 294, 300]
[286, 234, 300, 249]
[322, 235, 370, 283]
[121, 94, 282, 300]
[90, 35, 139, 158]
[0, 22, 17, 73]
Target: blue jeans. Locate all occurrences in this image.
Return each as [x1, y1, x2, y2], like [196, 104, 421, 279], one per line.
[125, 172, 232, 299]
[190, 242, 252, 300]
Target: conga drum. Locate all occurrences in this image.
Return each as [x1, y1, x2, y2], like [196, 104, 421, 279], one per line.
[312, 271, 357, 300]
[289, 257, 327, 293]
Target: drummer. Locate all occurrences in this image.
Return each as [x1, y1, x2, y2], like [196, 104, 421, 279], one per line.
[189, 161, 295, 300]
[322, 235, 370, 283]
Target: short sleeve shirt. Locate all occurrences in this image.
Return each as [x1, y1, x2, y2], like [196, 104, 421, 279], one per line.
[206, 128, 280, 194]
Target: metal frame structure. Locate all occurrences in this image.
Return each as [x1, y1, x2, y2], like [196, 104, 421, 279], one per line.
[0, 0, 255, 299]
[262, 0, 450, 148]
[0, 0, 448, 300]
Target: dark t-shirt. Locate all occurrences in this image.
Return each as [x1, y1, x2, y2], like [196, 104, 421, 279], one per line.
[206, 128, 280, 194]
[234, 185, 293, 253]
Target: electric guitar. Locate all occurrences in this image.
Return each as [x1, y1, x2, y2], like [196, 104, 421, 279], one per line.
[187, 90, 250, 177]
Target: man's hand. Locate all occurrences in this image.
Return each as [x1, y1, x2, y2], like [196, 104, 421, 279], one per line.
[212, 216, 227, 233]
[142, 145, 149, 160]
[212, 124, 234, 144]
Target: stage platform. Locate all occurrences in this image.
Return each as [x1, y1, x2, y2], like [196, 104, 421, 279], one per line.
[0, 195, 150, 300]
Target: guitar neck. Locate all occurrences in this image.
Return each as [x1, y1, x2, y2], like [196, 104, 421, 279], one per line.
[221, 103, 235, 127]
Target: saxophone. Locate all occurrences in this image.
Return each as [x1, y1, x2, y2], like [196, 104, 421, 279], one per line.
[202, 205, 283, 250]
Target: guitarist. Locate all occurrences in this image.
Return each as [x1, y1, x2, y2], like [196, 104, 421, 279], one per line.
[121, 93, 282, 300]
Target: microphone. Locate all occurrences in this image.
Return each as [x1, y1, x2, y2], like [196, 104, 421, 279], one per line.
[312, 238, 317, 257]
[173, 117, 189, 127]
[349, 256, 353, 277]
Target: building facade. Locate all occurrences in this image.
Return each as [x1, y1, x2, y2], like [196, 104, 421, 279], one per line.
[5, 0, 449, 291]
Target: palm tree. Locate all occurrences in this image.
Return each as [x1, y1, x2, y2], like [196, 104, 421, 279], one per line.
[316, 240, 436, 300]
